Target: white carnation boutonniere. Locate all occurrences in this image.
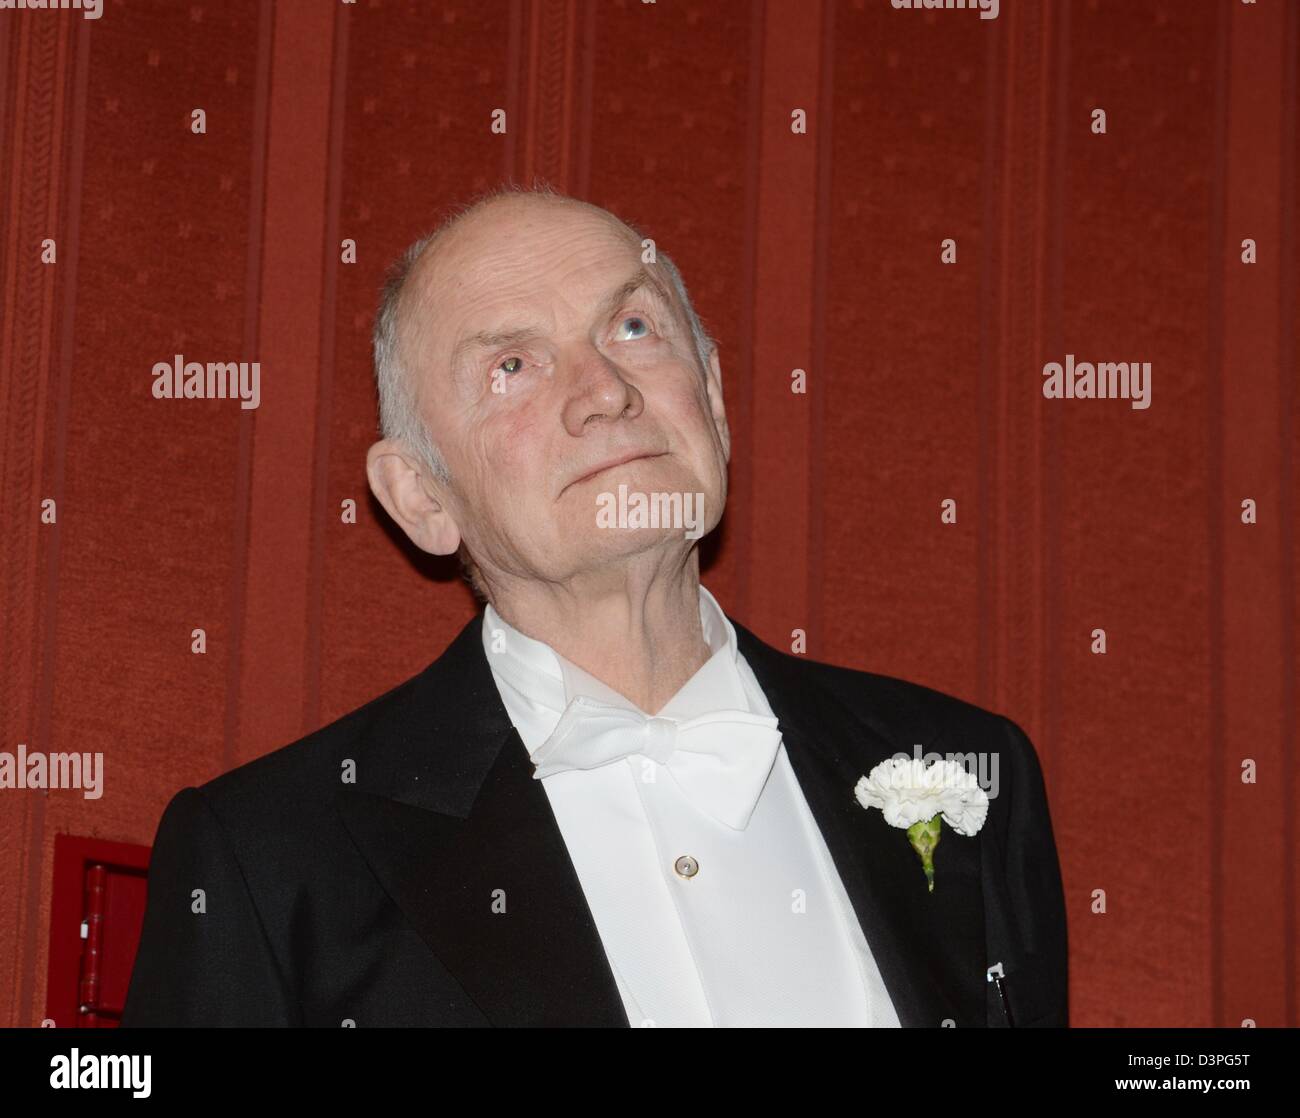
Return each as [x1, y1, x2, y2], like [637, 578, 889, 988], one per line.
[853, 757, 989, 892]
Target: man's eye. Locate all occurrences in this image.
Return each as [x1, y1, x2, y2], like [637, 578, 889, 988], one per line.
[496, 355, 525, 375]
[614, 315, 652, 342]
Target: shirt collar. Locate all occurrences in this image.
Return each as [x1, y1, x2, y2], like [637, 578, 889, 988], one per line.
[482, 584, 750, 722]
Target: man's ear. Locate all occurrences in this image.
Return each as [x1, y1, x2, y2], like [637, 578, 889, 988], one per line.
[366, 438, 462, 556]
[704, 345, 731, 464]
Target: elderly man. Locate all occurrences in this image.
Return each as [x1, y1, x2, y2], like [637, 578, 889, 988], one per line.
[122, 184, 1067, 1028]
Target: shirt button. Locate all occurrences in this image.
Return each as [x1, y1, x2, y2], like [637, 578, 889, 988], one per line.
[673, 855, 699, 879]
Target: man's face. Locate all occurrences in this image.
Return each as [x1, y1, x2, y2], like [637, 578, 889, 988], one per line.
[400, 200, 730, 587]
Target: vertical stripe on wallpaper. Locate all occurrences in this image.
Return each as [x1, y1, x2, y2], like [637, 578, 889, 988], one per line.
[805, 0, 836, 663]
[1041, 0, 1070, 876]
[989, 0, 1054, 741]
[573, 1, 597, 205]
[3, 10, 89, 1032]
[503, 0, 526, 186]
[232, 1, 336, 764]
[221, 1, 274, 776]
[220, 1, 272, 777]
[1280, 0, 1299, 1032]
[1217, 0, 1291, 1029]
[1206, 0, 1230, 1031]
[28, 15, 89, 1029]
[975, 0, 1060, 848]
[975, 0, 1003, 720]
[521, 0, 579, 188]
[731, 6, 766, 627]
[749, 0, 823, 651]
[303, 9, 351, 733]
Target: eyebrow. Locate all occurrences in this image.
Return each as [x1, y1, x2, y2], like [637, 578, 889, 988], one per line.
[449, 267, 674, 374]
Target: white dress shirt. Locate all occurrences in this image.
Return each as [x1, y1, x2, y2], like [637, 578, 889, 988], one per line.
[481, 584, 902, 1028]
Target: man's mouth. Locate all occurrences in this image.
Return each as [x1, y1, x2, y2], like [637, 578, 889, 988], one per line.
[563, 451, 667, 493]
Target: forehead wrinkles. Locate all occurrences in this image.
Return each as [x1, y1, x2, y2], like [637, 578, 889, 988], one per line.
[435, 235, 645, 360]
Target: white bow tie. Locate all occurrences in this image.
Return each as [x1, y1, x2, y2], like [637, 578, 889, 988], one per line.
[530, 696, 784, 830]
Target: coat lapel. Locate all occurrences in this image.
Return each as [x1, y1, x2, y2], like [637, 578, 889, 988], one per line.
[334, 612, 629, 1027]
[731, 617, 988, 1028]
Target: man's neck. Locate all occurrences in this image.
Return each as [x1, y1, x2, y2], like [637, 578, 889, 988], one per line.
[486, 561, 712, 715]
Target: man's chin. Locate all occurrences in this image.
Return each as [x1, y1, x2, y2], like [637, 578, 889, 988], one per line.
[552, 524, 711, 564]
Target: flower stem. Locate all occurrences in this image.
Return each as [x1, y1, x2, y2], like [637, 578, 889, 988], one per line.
[906, 814, 943, 893]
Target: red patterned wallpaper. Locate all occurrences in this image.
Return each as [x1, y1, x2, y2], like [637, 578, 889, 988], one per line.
[0, 0, 1295, 1028]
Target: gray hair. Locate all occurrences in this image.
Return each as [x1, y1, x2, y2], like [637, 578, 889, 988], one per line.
[370, 182, 718, 595]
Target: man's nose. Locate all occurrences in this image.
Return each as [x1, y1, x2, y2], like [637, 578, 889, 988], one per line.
[559, 345, 644, 434]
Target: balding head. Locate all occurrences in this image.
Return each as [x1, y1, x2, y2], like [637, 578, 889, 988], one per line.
[372, 184, 715, 486]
